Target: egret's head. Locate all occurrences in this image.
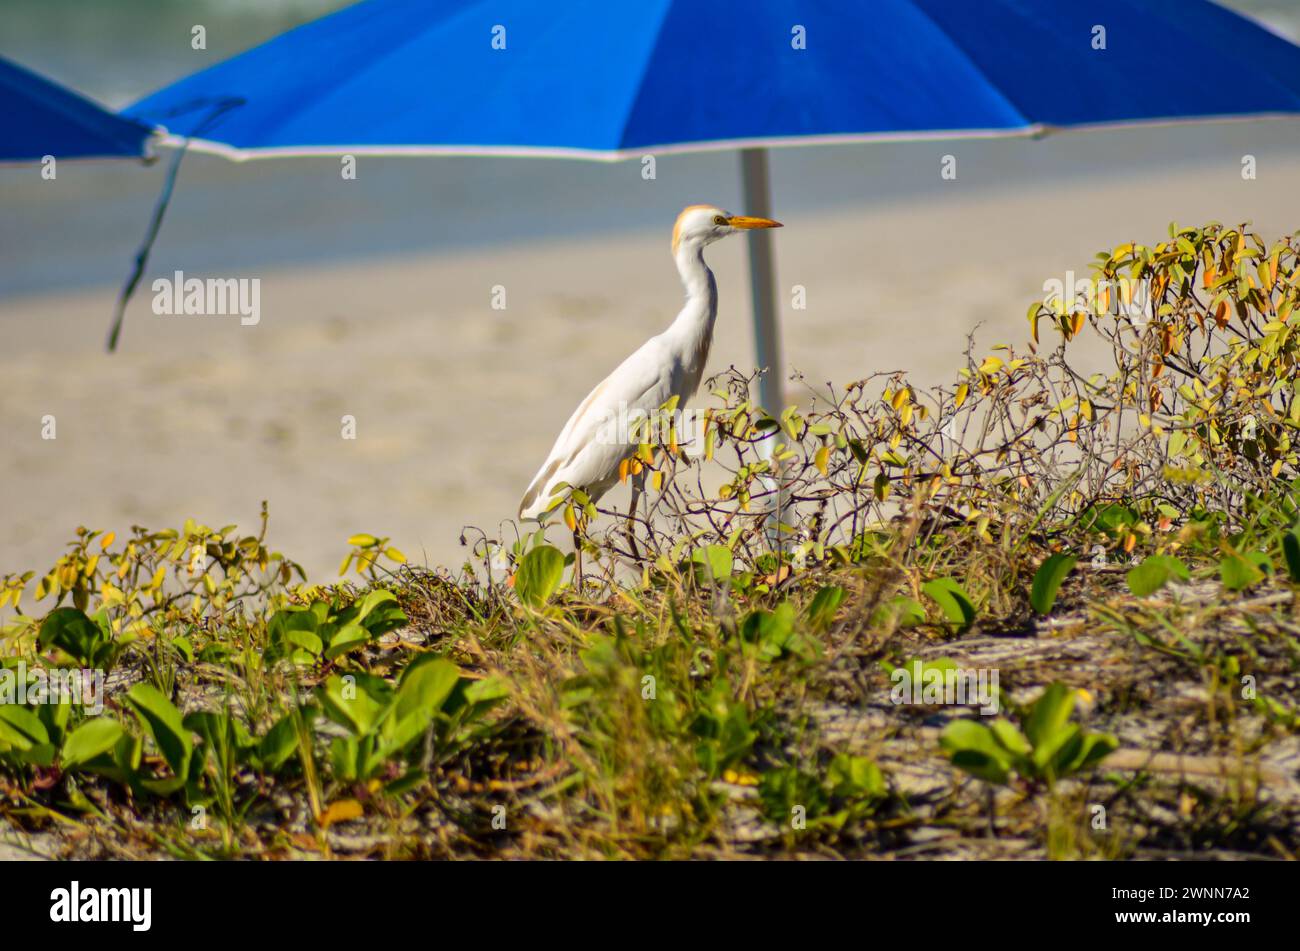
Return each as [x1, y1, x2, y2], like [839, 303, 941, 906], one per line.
[671, 204, 782, 256]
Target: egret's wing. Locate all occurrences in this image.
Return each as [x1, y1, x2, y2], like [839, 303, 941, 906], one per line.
[519, 339, 673, 519]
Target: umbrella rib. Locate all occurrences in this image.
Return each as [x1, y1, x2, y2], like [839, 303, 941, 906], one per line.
[610, 0, 679, 153]
[901, 0, 1035, 130]
[0, 56, 152, 158]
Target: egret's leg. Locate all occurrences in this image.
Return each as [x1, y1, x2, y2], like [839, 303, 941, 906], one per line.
[625, 469, 645, 561]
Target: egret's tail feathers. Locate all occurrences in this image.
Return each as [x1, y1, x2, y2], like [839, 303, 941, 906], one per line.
[518, 457, 563, 521]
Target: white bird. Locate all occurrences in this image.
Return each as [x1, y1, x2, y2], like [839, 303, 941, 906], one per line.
[518, 204, 782, 543]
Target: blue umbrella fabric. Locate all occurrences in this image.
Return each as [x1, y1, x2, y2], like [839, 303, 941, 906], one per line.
[0, 56, 154, 162]
[127, 0, 1300, 159]
[116, 0, 1300, 384]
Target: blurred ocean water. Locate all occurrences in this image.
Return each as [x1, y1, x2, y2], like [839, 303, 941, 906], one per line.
[1, 0, 1298, 298]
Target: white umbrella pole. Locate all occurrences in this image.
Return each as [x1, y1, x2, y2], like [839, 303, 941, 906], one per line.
[739, 147, 788, 544]
[739, 147, 783, 431]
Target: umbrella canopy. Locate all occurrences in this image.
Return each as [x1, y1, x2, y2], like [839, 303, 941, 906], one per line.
[127, 0, 1300, 158]
[0, 56, 154, 162]
[122, 0, 1300, 402]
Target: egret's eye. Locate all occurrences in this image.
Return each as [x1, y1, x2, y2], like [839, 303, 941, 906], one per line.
[713, 215, 727, 225]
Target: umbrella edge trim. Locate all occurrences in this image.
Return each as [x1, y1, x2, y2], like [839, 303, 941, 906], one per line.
[156, 112, 1300, 163]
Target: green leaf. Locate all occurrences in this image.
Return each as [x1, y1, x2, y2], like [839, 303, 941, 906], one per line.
[270, 606, 322, 659]
[826, 754, 884, 798]
[37, 607, 109, 667]
[36, 697, 71, 747]
[123, 684, 193, 778]
[319, 673, 392, 736]
[739, 602, 809, 661]
[921, 578, 976, 630]
[1082, 504, 1138, 536]
[1023, 683, 1075, 750]
[323, 623, 369, 661]
[1126, 555, 1190, 596]
[941, 720, 1011, 785]
[1220, 553, 1264, 592]
[1066, 732, 1119, 773]
[1030, 554, 1077, 615]
[355, 592, 408, 637]
[285, 626, 325, 657]
[247, 711, 299, 773]
[61, 718, 125, 769]
[1283, 530, 1300, 583]
[870, 596, 925, 629]
[352, 588, 399, 623]
[463, 675, 509, 706]
[0, 704, 50, 751]
[515, 545, 565, 608]
[691, 544, 734, 584]
[989, 719, 1032, 758]
[805, 586, 846, 632]
[1036, 722, 1083, 774]
[394, 655, 460, 724]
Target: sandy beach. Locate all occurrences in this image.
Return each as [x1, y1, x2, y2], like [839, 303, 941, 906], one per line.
[4, 155, 1300, 583]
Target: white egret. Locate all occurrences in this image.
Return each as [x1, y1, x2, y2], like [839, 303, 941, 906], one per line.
[518, 204, 782, 567]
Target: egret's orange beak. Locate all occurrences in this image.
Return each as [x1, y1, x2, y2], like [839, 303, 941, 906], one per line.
[726, 215, 782, 230]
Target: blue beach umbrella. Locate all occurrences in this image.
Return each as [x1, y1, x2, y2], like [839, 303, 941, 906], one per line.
[0, 55, 154, 162]
[125, 0, 1300, 408]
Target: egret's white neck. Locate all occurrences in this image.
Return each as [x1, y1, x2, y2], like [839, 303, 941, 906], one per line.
[670, 240, 718, 332]
[664, 239, 720, 396]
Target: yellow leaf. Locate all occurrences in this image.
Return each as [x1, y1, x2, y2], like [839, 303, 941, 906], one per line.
[954, 383, 969, 409]
[978, 356, 1003, 376]
[814, 446, 829, 475]
[100, 532, 115, 551]
[101, 582, 125, 608]
[563, 505, 577, 532]
[873, 472, 889, 502]
[317, 799, 364, 829]
[347, 533, 378, 547]
[891, 387, 910, 410]
[384, 547, 407, 564]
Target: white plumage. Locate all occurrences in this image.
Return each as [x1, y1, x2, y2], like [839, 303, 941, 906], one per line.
[519, 204, 781, 521]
